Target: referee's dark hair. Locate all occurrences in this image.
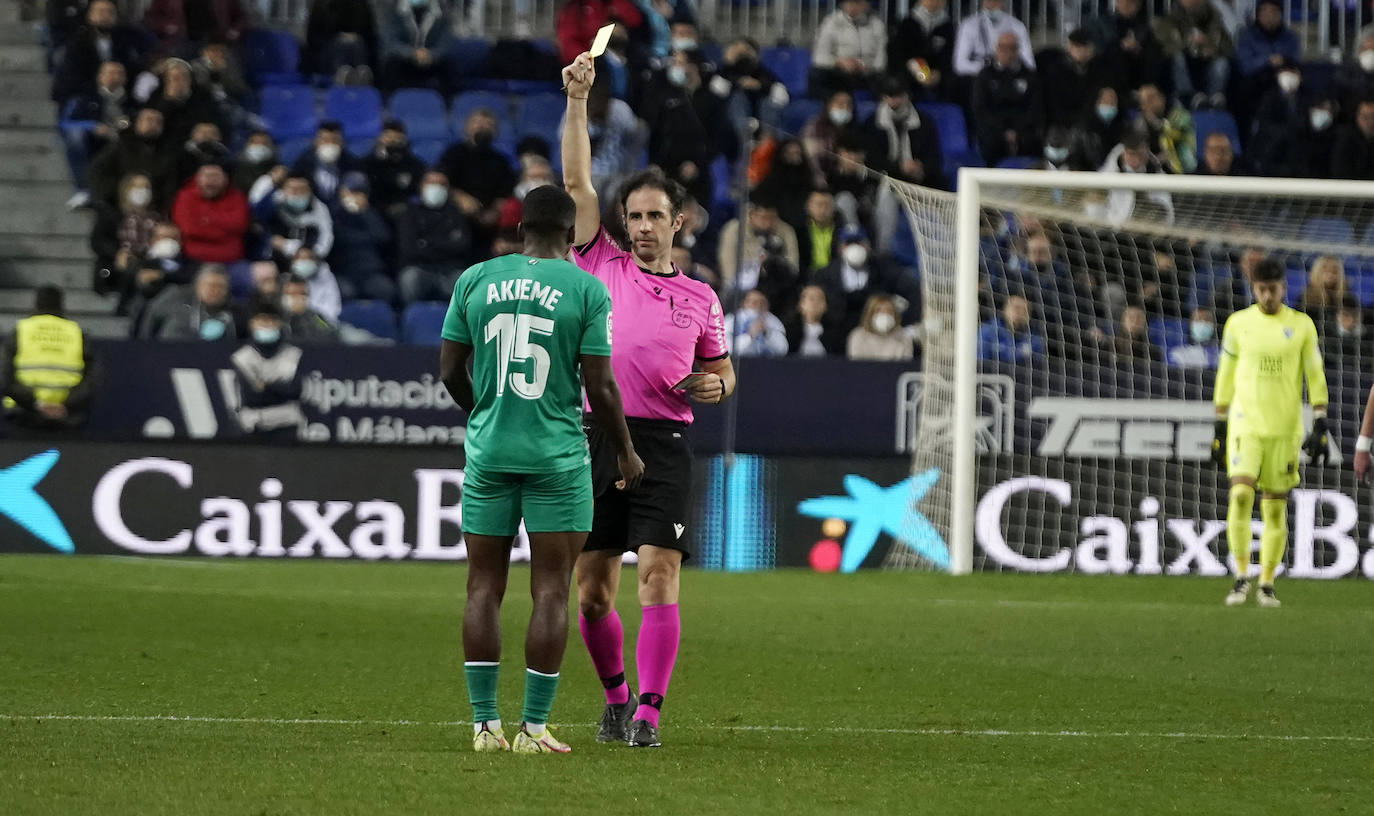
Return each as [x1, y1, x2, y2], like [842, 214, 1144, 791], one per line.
[1252, 257, 1285, 283]
[619, 168, 687, 217]
[520, 185, 578, 240]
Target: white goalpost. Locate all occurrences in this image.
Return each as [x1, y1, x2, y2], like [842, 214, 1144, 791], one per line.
[889, 169, 1374, 579]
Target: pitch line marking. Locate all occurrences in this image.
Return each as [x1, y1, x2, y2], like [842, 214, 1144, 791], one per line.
[3, 714, 1371, 743]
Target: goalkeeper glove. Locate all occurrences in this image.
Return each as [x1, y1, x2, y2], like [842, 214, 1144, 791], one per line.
[1303, 416, 1330, 465]
[1211, 419, 1227, 468]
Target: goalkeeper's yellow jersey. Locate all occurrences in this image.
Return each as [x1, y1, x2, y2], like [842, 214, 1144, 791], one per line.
[1213, 305, 1327, 438]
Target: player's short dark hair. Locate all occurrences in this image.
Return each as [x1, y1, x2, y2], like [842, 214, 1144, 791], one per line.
[521, 185, 577, 238]
[619, 169, 687, 217]
[1253, 257, 1285, 282]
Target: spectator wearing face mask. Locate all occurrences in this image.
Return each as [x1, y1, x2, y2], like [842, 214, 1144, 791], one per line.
[1251, 63, 1307, 175]
[724, 289, 790, 357]
[814, 224, 913, 338]
[437, 110, 518, 233]
[232, 302, 304, 444]
[497, 155, 558, 236]
[1040, 29, 1113, 132]
[1334, 31, 1374, 123]
[397, 170, 474, 304]
[972, 32, 1043, 167]
[91, 173, 158, 295]
[810, 0, 887, 99]
[1263, 99, 1338, 178]
[1076, 86, 1125, 169]
[281, 275, 340, 343]
[330, 173, 396, 304]
[801, 90, 859, 188]
[172, 160, 251, 265]
[785, 284, 844, 357]
[1169, 306, 1222, 368]
[151, 264, 246, 341]
[251, 173, 335, 268]
[953, 0, 1034, 81]
[291, 121, 360, 205]
[846, 293, 913, 361]
[142, 222, 197, 285]
[233, 130, 278, 193]
[641, 49, 735, 211]
[88, 107, 176, 210]
[287, 246, 341, 325]
[364, 120, 426, 217]
[978, 294, 1045, 363]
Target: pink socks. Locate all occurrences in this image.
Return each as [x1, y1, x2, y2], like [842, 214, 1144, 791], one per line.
[633, 603, 680, 728]
[578, 609, 629, 705]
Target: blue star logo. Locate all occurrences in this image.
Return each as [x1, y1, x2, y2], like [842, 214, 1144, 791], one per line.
[0, 450, 73, 553]
[797, 468, 948, 572]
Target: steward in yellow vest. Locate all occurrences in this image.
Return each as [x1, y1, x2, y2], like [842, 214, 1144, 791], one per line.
[3, 286, 93, 432]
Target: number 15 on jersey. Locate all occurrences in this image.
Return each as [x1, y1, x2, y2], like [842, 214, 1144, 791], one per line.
[485, 313, 555, 399]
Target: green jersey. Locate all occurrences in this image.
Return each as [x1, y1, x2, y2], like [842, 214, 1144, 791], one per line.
[442, 253, 613, 473]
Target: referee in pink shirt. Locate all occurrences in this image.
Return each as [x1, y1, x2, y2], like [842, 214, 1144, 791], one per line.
[561, 52, 737, 749]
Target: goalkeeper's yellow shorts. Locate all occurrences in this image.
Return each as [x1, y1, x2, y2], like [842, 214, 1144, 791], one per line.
[1227, 432, 1301, 494]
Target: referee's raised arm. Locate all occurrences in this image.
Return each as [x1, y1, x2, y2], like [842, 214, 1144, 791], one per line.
[561, 53, 601, 246]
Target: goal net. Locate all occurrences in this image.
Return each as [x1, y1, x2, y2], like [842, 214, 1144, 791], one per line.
[889, 170, 1374, 580]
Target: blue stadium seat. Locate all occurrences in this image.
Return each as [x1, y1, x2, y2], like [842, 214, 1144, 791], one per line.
[259, 84, 319, 142]
[780, 98, 821, 136]
[996, 157, 1037, 169]
[1302, 216, 1354, 245]
[388, 89, 450, 142]
[324, 86, 383, 142]
[412, 139, 448, 165]
[276, 136, 313, 166]
[917, 103, 971, 150]
[1148, 318, 1189, 354]
[401, 303, 449, 346]
[1349, 266, 1374, 306]
[450, 38, 492, 78]
[1192, 110, 1242, 155]
[760, 46, 810, 98]
[451, 91, 511, 140]
[891, 213, 918, 268]
[514, 92, 566, 142]
[710, 155, 735, 213]
[855, 98, 877, 124]
[242, 29, 302, 87]
[1284, 267, 1307, 305]
[340, 300, 399, 341]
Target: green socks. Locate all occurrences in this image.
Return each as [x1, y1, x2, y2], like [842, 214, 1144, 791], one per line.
[1259, 498, 1287, 586]
[521, 668, 560, 727]
[465, 663, 561, 727]
[464, 661, 500, 724]
[1226, 483, 1256, 577]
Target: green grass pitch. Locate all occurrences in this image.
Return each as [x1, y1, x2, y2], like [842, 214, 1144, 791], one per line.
[3, 555, 1372, 815]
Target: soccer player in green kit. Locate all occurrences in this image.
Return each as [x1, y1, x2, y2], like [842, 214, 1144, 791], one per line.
[439, 186, 644, 754]
[1211, 257, 1329, 608]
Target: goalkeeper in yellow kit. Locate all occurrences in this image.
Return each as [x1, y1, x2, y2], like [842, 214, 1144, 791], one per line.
[1211, 258, 1329, 608]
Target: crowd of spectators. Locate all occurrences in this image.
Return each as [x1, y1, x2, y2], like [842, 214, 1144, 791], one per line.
[40, 0, 1374, 364]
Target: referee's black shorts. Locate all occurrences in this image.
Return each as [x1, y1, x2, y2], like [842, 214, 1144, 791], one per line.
[582, 414, 694, 561]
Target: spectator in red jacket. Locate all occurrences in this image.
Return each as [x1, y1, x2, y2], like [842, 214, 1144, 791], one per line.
[143, 0, 247, 53]
[555, 0, 643, 64]
[172, 161, 250, 264]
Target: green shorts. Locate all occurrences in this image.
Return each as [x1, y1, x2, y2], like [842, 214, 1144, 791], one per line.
[1227, 433, 1301, 495]
[461, 462, 593, 536]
